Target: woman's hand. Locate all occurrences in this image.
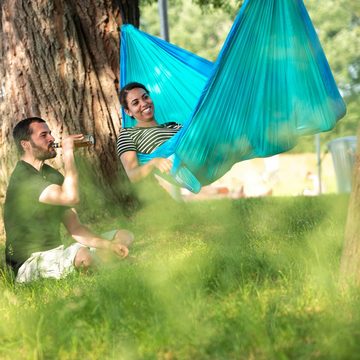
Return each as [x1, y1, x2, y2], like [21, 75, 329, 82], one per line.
[120, 151, 173, 182]
[151, 157, 173, 174]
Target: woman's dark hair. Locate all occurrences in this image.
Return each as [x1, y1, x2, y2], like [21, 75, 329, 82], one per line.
[119, 82, 149, 110]
[13, 117, 46, 154]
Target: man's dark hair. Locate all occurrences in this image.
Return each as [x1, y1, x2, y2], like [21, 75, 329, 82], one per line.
[13, 117, 46, 155]
[119, 82, 149, 110]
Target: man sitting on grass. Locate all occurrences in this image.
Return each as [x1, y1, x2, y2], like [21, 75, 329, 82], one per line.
[4, 117, 133, 283]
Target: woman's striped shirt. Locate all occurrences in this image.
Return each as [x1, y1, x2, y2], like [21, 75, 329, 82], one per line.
[116, 122, 182, 157]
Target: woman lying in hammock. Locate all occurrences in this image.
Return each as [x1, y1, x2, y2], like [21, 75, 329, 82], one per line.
[116, 82, 182, 182]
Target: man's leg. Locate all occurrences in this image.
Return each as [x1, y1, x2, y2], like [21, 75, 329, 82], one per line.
[101, 229, 134, 246]
[16, 243, 85, 283]
[74, 246, 94, 271]
[112, 229, 134, 248]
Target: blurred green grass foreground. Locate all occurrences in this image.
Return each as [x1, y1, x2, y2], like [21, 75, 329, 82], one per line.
[1, 192, 359, 359]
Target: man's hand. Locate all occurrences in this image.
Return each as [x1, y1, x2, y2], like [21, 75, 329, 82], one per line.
[109, 229, 134, 258]
[110, 240, 129, 258]
[61, 134, 84, 154]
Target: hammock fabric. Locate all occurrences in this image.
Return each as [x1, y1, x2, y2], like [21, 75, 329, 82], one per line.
[120, 0, 346, 192]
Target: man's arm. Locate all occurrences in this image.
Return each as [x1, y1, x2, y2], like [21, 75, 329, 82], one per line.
[39, 135, 82, 206]
[62, 208, 130, 258]
[120, 150, 173, 182]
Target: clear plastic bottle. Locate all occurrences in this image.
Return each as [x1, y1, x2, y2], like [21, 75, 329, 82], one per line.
[53, 134, 95, 148]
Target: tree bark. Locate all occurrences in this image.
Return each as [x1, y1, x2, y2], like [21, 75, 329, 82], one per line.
[340, 130, 360, 285]
[0, 0, 140, 240]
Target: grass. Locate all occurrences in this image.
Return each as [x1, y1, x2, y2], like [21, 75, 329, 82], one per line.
[1, 191, 360, 359]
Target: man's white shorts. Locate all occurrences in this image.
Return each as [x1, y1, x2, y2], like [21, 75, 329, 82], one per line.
[16, 243, 85, 283]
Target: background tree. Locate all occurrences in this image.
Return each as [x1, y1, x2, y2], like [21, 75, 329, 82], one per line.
[0, 0, 140, 238]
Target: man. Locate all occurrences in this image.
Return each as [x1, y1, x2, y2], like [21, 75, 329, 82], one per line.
[4, 117, 133, 283]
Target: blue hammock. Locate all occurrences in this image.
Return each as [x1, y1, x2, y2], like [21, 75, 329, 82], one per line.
[120, 0, 346, 193]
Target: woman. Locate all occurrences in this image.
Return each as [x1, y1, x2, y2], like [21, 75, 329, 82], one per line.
[117, 82, 182, 182]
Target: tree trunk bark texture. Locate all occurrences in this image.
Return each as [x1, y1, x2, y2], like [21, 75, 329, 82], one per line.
[340, 131, 360, 285]
[0, 0, 139, 240]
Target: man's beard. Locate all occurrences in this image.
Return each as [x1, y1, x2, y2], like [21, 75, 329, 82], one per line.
[29, 139, 57, 160]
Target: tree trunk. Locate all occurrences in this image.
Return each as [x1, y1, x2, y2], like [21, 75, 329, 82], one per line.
[340, 131, 360, 285]
[0, 0, 140, 240]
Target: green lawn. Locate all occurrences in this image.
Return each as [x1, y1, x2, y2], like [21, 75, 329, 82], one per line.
[1, 193, 359, 359]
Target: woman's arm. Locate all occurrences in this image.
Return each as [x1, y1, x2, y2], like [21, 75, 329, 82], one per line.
[120, 151, 172, 182]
